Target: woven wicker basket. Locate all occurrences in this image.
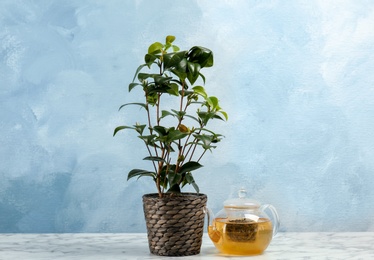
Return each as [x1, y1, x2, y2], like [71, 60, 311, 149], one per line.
[142, 193, 207, 256]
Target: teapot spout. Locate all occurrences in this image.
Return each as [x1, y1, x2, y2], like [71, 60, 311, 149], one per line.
[204, 206, 221, 243]
[204, 206, 214, 230]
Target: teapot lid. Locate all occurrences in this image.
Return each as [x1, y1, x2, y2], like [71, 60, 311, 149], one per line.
[224, 188, 260, 209]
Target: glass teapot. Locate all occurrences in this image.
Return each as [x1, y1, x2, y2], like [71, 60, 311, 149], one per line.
[206, 188, 280, 256]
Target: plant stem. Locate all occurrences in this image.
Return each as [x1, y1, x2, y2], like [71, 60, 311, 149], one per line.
[197, 149, 207, 163]
[186, 127, 202, 162]
[156, 93, 161, 126]
[143, 102, 158, 174]
[179, 81, 185, 113]
[157, 148, 166, 197]
[180, 133, 192, 159]
[175, 81, 186, 173]
[161, 149, 171, 195]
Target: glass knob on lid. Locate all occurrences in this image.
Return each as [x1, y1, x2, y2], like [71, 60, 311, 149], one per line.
[223, 188, 260, 209]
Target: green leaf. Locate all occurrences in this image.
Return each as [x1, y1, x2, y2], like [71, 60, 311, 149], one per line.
[192, 86, 208, 98]
[170, 68, 187, 81]
[163, 51, 187, 70]
[187, 62, 201, 85]
[175, 56, 187, 73]
[172, 45, 180, 52]
[179, 161, 203, 174]
[193, 134, 215, 149]
[197, 111, 216, 125]
[143, 156, 165, 162]
[146, 92, 158, 105]
[134, 124, 146, 135]
[185, 172, 194, 183]
[218, 111, 229, 121]
[212, 114, 224, 121]
[161, 110, 175, 119]
[166, 83, 179, 96]
[118, 102, 147, 111]
[138, 134, 159, 147]
[183, 90, 195, 96]
[191, 182, 199, 193]
[148, 42, 163, 54]
[132, 64, 149, 82]
[166, 128, 188, 142]
[193, 133, 221, 150]
[154, 75, 173, 85]
[184, 114, 200, 123]
[153, 126, 167, 136]
[185, 173, 199, 193]
[160, 164, 176, 190]
[194, 127, 219, 135]
[166, 35, 176, 44]
[188, 46, 213, 68]
[171, 109, 186, 119]
[199, 72, 206, 84]
[144, 53, 158, 65]
[164, 43, 172, 51]
[138, 73, 156, 81]
[127, 169, 156, 180]
[168, 172, 182, 188]
[129, 83, 141, 92]
[208, 96, 219, 109]
[113, 126, 135, 136]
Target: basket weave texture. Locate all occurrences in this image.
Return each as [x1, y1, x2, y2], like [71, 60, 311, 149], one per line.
[142, 193, 207, 256]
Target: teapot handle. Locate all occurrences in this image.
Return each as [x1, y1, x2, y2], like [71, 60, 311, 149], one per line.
[203, 206, 214, 232]
[260, 204, 280, 237]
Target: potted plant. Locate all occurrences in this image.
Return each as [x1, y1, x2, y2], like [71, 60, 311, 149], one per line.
[114, 35, 227, 256]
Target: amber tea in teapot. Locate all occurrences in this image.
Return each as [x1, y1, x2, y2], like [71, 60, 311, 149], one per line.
[206, 189, 279, 256]
[208, 217, 273, 255]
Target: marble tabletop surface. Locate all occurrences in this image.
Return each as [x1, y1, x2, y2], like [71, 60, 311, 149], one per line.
[0, 232, 373, 260]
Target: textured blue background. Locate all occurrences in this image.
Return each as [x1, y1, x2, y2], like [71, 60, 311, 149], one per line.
[1, 0, 374, 232]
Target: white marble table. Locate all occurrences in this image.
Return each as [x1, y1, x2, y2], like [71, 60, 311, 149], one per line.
[0, 233, 373, 259]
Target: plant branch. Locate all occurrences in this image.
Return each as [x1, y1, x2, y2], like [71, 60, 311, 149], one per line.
[197, 149, 207, 163]
[143, 101, 158, 173]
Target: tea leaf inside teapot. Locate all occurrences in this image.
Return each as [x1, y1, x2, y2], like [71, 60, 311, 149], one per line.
[226, 219, 258, 242]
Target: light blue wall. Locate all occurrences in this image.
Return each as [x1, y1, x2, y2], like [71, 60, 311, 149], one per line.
[1, 0, 374, 233]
